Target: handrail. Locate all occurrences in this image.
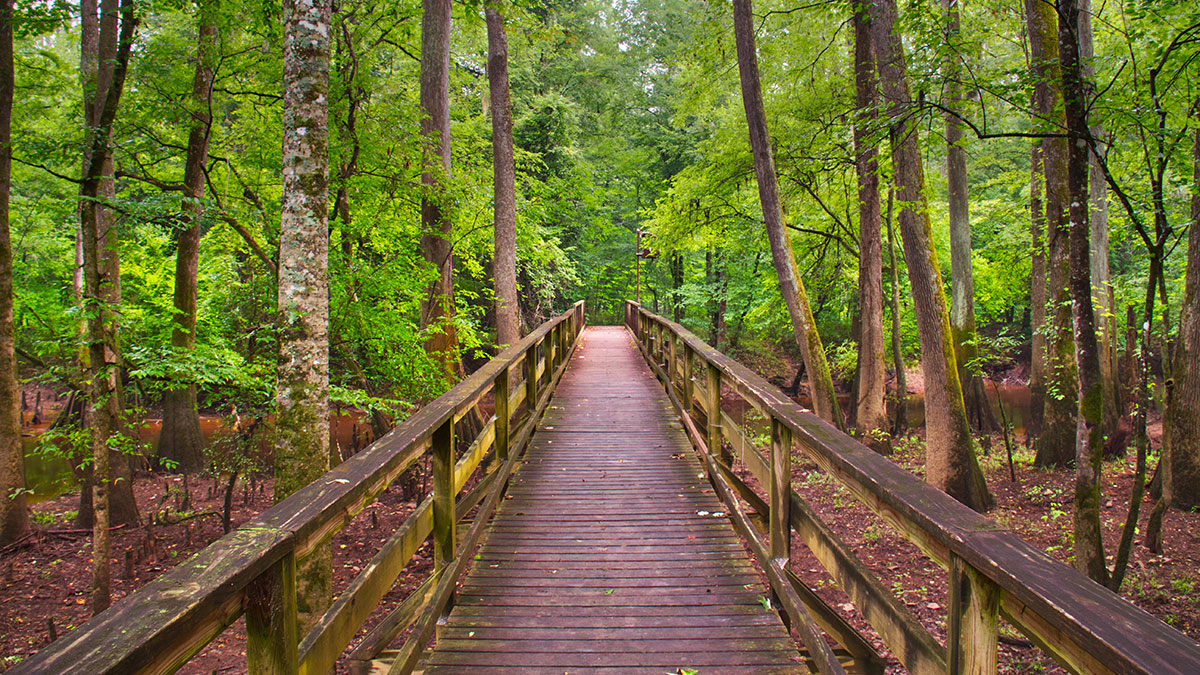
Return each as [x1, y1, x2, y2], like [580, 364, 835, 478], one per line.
[14, 301, 586, 675]
[625, 300, 1200, 675]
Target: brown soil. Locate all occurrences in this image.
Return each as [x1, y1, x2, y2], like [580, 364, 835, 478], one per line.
[0, 469, 429, 673]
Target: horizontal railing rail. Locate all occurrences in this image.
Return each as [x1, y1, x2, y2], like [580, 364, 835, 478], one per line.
[625, 300, 1200, 675]
[14, 301, 586, 675]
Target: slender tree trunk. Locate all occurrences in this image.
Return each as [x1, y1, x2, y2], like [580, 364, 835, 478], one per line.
[1059, 0, 1108, 585]
[1078, 0, 1121, 455]
[0, 0, 28, 547]
[867, 0, 991, 510]
[887, 191, 908, 438]
[944, 0, 995, 433]
[419, 0, 459, 379]
[1168, 127, 1200, 509]
[852, 1, 888, 447]
[160, 1, 217, 473]
[80, 0, 137, 615]
[1028, 141, 1048, 438]
[487, 3, 519, 348]
[1026, 0, 1077, 467]
[276, 0, 332, 628]
[732, 0, 843, 430]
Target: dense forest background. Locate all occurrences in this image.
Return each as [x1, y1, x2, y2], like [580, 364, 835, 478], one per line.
[0, 0, 1198, 664]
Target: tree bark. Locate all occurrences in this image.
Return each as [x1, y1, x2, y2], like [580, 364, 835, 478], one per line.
[80, 0, 138, 614]
[944, 0, 996, 433]
[276, 0, 332, 629]
[487, 3, 520, 348]
[0, 0, 28, 547]
[867, 0, 991, 510]
[419, 0, 459, 379]
[1026, 0, 1078, 468]
[1169, 126, 1200, 509]
[732, 0, 843, 430]
[1078, 0, 1122, 454]
[852, 1, 888, 447]
[1059, 0, 1108, 585]
[886, 191, 908, 438]
[1028, 140, 1047, 438]
[160, 1, 217, 473]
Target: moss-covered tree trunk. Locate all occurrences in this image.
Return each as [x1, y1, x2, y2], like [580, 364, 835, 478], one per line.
[852, 1, 888, 448]
[867, 0, 991, 511]
[1025, 0, 1078, 468]
[944, 0, 996, 433]
[0, 0, 27, 548]
[275, 0, 332, 629]
[1169, 127, 1200, 510]
[1059, 0, 1108, 585]
[732, 0, 843, 430]
[419, 0, 459, 379]
[487, 2, 519, 348]
[159, 0, 217, 474]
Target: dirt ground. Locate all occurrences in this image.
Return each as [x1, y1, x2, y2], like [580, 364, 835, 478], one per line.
[2, 415, 1197, 673]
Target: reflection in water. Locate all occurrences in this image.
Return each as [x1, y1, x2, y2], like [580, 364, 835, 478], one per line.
[21, 410, 373, 503]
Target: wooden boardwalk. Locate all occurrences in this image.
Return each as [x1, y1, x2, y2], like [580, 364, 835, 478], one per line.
[423, 326, 805, 673]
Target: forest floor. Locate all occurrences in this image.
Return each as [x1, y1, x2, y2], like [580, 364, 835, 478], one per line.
[2, 397, 1197, 672]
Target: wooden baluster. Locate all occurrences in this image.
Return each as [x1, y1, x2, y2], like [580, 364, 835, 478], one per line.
[668, 331, 677, 388]
[947, 554, 1001, 674]
[683, 345, 695, 419]
[525, 344, 538, 411]
[705, 362, 722, 462]
[769, 416, 791, 563]
[246, 551, 298, 674]
[496, 367, 509, 461]
[431, 416, 455, 635]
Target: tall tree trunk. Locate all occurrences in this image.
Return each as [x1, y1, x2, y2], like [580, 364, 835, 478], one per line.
[852, 1, 888, 447]
[1026, 0, 1078, 467]
[1078, 0, 1121, 455]
[487, 3, 519, 348]
[732, 0, 843, 430]
[80, 0, 137, 615]
[1168, 126, 1200, 509]
[944, 0, 995, 433]
[419, 0, 458, 378]
[159, 0, 217, 473]
[1059, 0, 1108, 585]
[867, 0, 991, 510]
[1028, 141, 1048, 437]
[0, 0, 28, 548]
[276, 0, 332, 629]
[887, 190, 908, 438]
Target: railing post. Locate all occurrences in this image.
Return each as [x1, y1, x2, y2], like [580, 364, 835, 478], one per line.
[948, 554, 1001, 674]
[525, 343, 539, 409]
[496, 366, 509, 461]
[705, 362, 722, 461]
[246, 551, 299, 674]
[668, 331, 677, 388]
[769, 416, 791, 564]
[683, 345, 695, 418]
[431, 417, 455, 566]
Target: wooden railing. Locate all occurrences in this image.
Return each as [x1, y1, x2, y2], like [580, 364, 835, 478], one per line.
[625, 301, 1200, 675]
[14, 301, 586, 675]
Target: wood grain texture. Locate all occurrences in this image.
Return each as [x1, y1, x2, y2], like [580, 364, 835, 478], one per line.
[421, 327, 805, 673]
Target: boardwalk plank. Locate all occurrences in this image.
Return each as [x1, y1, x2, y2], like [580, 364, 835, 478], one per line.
[420, 327, 804, 673]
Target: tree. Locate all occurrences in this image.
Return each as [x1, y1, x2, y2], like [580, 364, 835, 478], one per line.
[944, 0, 995, 433]
[867, 0, 991, 510]
[1168, 125, 1200, 510]
[731, 0, 843, 430]
[419, 0, 457, 377]
[275, 0, 333, 627]
[852, 0, 888, 447]
[0, 0, 27, 548]
[487, 0, 519, 348]
[1026, 0, 1078, 468]
[79, 0, 138, 613]
[1059, 0, 1107, 585]
[159, 0, 218, 473]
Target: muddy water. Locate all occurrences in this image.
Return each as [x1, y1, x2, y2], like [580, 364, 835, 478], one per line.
[21, 410, 373, 503]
